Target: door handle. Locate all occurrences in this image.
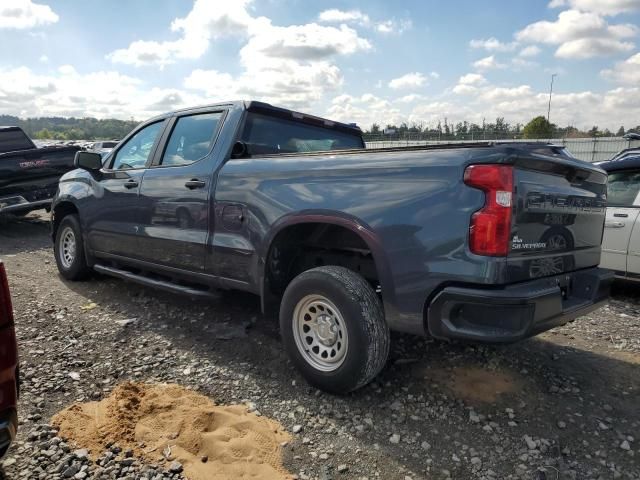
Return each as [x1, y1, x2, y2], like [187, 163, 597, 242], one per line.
[124, 180, 139, 189]
[613, 213, 629, 218]
[605, 221, 625, 228]
[185, 179, 206, 189]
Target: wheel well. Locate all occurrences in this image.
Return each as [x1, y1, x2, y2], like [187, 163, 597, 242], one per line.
[264, 223, 380, 301]
[52, 202, 78, 238]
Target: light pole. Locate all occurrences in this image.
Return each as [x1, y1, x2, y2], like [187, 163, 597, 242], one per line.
[547, 73, 557, 124]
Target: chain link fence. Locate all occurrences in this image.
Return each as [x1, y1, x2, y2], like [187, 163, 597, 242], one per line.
[364, 134, 640, 163]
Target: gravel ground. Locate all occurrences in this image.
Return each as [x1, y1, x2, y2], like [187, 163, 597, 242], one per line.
[0, 211, 639, 480]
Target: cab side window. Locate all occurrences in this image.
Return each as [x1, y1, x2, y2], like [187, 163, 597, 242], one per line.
[160, 112, 222, 167]
[111, 121, 164, 170]
[607, 170, 640, 207]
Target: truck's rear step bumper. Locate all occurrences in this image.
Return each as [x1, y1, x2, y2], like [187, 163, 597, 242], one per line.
[0, 196, 51, 214]
[427, 267, 614, 343]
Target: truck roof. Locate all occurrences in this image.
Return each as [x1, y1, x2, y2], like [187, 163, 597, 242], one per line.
[145, 100, 363, 136]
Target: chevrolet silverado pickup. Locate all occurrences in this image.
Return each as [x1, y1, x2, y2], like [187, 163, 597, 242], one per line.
[51, 101, 613, 393]
[0, 126, 79, 216]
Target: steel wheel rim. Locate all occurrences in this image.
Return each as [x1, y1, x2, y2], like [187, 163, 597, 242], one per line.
[292, 294, 348, 372]
[59, 227, 76, 269]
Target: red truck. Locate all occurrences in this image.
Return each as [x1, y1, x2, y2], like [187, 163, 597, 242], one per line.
[0, 261, 17, 457]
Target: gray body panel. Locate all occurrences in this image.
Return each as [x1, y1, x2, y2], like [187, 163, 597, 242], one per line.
[53, 101, 609, 336]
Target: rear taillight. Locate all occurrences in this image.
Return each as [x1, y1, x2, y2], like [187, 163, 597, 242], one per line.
[463, 164, 514, 256]
[0, 263, 14, 327]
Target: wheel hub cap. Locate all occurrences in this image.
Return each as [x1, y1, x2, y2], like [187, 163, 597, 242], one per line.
[292, 295, 348, 372]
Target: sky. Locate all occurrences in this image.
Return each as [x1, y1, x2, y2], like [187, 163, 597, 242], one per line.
[0, 0, 639, 131]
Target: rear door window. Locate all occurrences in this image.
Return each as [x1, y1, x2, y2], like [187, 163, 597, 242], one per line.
[607, 170, 640, 207]
[159, 112, 223, 167]
[240, 113, 363, 156]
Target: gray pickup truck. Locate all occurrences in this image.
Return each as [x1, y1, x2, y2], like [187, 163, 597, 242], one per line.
[0, 126, 79, 216]
[51, 101, 613, 393]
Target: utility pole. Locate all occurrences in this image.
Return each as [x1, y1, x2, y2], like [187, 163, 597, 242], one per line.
[547, 73, 557, 124]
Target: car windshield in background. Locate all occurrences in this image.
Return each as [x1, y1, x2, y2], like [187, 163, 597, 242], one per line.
[606, 170, 640, 207]
[240, 113, 363, 156]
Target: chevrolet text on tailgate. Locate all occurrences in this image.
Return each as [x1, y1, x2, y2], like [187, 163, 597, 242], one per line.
[51, 101, 613, 394]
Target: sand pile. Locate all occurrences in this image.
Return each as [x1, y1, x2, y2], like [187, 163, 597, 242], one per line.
[52, 382, 292, 480]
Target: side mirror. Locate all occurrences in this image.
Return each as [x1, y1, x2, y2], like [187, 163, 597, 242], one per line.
[74, 151, 103, 171]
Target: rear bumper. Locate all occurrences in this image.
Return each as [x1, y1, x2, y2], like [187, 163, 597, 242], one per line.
[427, 267, 614, 343]
[0, 195, 51, 214]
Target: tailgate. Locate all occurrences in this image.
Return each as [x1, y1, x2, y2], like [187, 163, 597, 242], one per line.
[0, 146, 78, 192]
[506, 156, 607, 282]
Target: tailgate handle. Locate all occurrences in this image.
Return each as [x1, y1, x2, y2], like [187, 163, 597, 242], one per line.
[605, 221, 625, 228]
[613, 213, 629, 218]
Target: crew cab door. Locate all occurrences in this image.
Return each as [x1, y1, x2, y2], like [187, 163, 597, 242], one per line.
[85, 120, 166, 259]
[136, 111, 225, 271]
[600, 169, 640, 274]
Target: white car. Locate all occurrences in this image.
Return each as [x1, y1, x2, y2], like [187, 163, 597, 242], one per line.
[600, 156, 640, 280]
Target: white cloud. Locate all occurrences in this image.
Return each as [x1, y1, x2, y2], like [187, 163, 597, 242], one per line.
[396, 94, 426, 103]
[601, 52, 640, 84]
[516, 9, 637, 59]
[548, 0, 640, 15]
[469, 37, 518, 52]
[388, 72, 427, 89]
[0, 66, 205, 119]
[318, 8, 411, 35]
[326, 93, 404, 128]
[318, 9, 369, 24]
[519, 45, 541, 57]
[459, 73, 487, 85]
[0, 0, 58, 29]
[110, 0, 371, 111]
[473, 55, 506, 70]
[452, 73, 487, 95]
[429, 71, 440, 79]
[108, 0, 255, 67]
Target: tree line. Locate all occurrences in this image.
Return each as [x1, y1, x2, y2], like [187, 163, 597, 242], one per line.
[364, 116, 640, 140]
[0, 115, 138, 141]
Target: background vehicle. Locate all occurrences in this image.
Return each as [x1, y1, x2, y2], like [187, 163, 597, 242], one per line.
[600, 155, 640, 280]
[0, 261, 18, 458]
[87, 140, 118, 158]
[51, 101, 612, 393]
[0, 126, 79, 216]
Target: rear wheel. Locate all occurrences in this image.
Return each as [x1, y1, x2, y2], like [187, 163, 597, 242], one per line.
[54, 214, 91, 280]
[280, 266, 390, 394]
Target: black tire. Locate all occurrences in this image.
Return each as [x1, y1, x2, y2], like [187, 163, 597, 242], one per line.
[279, 266, 390, 394]
[54, 214, 91, 281]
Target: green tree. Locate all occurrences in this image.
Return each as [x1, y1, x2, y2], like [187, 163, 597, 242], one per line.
[523, 116, 553, 139]
[616, 126, 625, 137]
[34, 128, 52, 139]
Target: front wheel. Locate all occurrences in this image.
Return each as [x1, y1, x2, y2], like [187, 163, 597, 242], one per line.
[54, 214, 91, 281]
[279, 266, 390, 394]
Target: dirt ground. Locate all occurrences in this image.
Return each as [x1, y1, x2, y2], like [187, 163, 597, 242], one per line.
[0, 211, 638, 479]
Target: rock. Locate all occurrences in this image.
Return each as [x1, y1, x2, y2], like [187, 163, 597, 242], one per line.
[169, 460, 183, 473]
[337, 464, 348, 473]
[524, 436, 537, 450]
[292, 425, 303, 434]
[620, 440, 631, 451]
[557, 421, 566, 429]
[389, 434, 401, 444]
[469, 412, 480, 423]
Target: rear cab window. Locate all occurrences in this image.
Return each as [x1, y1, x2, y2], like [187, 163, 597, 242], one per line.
[0, 128, 36, 154]
[240, 111, 364, 156]
[607, 170, 640, 207]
